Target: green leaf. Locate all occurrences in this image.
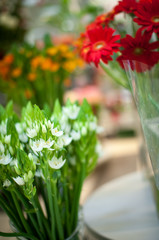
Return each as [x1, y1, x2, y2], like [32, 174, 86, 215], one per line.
[43, 103, 51, 119]
[53, 99, 62, 117]
[7, 118, 19, 146]
[6, 101, 13, 116]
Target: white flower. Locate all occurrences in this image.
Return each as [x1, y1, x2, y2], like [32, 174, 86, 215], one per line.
[13, 177, 25, 186]
[71, 130, 81, 141]
[96, 126, 104, 134]
[49, 156, 66, 169]
[42, 124, 47, 133]
[4, 135, 11, 144]
[81, 126, 87, 136]
[63, 105, 80, 120]
[0, 121, 7, 135]
[30, 139, 44, 154]
[0, 142, 4, 154]
[43, 138, 55, 149]
[3, 179, 11, 187]
[56, 135, 72, 149]
[27, 128, 37, 138]
[45, 120, 53, 129]
[15, 123, 23, 134]
[51, 127, 63, 137]
[19, 133, 28, 143]
[10, 158, 18, 167]
[89, 121, 97, 131]
[61, 135, 72, 146]
[35, 169, 45, 179]
[0, 154, 12, 165]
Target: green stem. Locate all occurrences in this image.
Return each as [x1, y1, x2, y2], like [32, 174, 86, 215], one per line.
[0, 197, 22, 231]
[100, 61, 130, 89]
[46, 165, 56, 240]
[63, 164, 71, 236]
[70, 161, 85, 231]
[31, 197, 46, 239]
[34, 194, 51, 239]
[52, 180, 64, 240]
[14, 190, 43, 240]
[0, 231, 39, 240]
[11, 192, 32, 234]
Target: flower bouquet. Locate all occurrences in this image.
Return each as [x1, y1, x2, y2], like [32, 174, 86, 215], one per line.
[78, 0, 159, 199]
[0, 99, 100, 239]
[0, 35, 84, 109]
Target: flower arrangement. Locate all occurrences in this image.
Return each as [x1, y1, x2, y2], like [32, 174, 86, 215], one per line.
[78, 0, 159, 89]
[0, 99, 100, 239]
[0, 35, 84, 109]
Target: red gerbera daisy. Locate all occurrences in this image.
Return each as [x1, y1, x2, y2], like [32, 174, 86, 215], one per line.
[94, 9, 116, 26]
[117, 29, 159, 71]
[114, 0, 138, 14]
[134, 0, 159, 33]
[81, 26, 120, 67]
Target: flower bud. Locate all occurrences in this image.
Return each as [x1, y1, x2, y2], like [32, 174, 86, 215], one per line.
[42, 124, 47, 133]
[4, 135, 11, 144]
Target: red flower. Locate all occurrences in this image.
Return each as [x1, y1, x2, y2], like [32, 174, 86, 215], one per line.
[81, 26, 120, 67]
[134, 0, 159, 33]
[94, 10, 116, 26]
[114, 0, 138, 14]
[117, 29, 159, 71]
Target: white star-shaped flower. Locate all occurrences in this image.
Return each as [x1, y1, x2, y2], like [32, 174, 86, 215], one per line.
[49, 156, 66, 169]
[3, 179, 11, 187]
[0, 154, 12, 165]
[70, 130, 81, 141]
[13, 176, 25, 186]
[51, 127, 63, 137]
[27, 128, 37, 138]
[63, 105, 80, 120]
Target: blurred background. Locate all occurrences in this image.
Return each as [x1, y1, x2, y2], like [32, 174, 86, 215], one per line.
[0, 0, 144, 238]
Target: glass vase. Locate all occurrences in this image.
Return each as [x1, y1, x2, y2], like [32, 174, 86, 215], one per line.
[123, 60, 159, 192]
[10, 207, 84, 240]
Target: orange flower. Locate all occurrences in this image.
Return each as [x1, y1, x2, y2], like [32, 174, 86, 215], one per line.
[76, 58, 85, 68]
[31, 56, 44, 69]
[25, 89, 33, 99]
[57, 44, 69, 53]
[62, 51, 74, 59]
[50, 62, 60, 72]
[64, 78, 71, 87]
[12, 68, 22, 78]
[40, 58, 52, 70]
[3, 54, 14, 64]
[0, 66, 9, 79]
[47, 47, 58, 56]
[63, 61, 77, 72]
[27, 72, 36, 81]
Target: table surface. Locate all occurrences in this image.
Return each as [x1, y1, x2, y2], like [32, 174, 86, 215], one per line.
[84, 172, 159, 240]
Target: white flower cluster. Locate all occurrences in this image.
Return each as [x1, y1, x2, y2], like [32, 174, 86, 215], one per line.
[0, 101, 101, 194]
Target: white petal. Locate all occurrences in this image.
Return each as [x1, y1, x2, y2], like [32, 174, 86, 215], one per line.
[71, 130, 80, 141]
[13, 177, 25, 186]
[62, 135, 72, 146]
[19, 133, 28, 143]
[3, 179, 11, 187]
[49, 156, 66, 169]
[27, 128, 37, 138]
[0, 154, 12, 165]
[0, 142, 5, 154]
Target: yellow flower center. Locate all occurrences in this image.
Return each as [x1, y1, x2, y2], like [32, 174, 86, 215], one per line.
[133, 47, 144, 56]
[94, 41, 105, 50]
[152, 16, 159, 23]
